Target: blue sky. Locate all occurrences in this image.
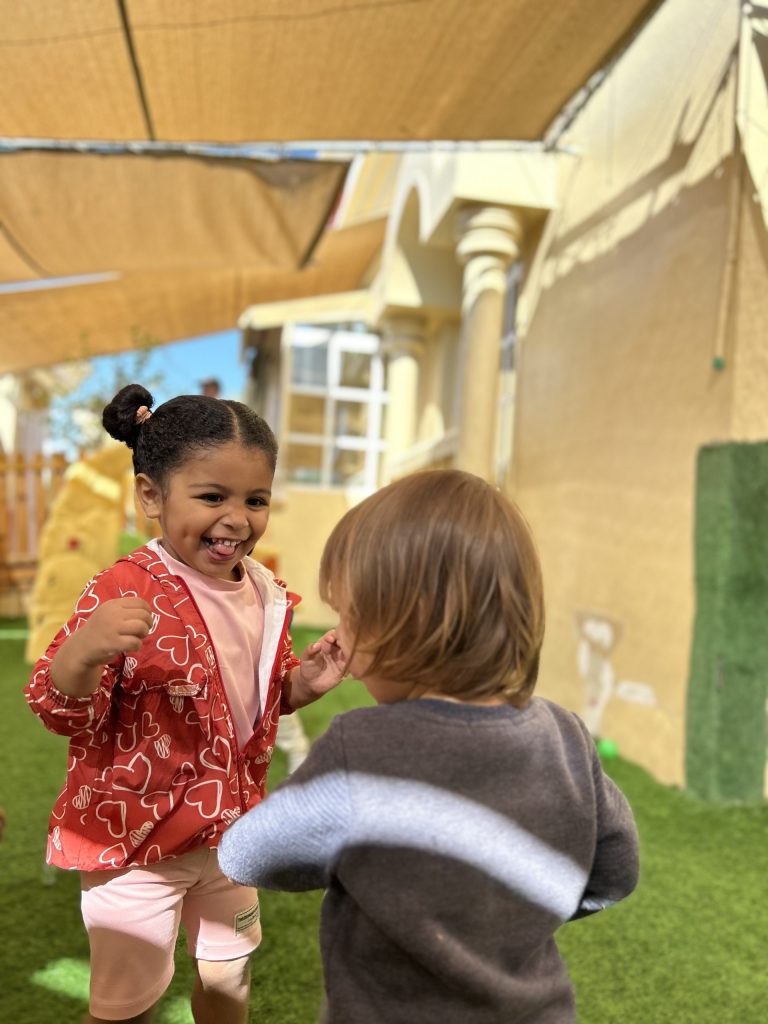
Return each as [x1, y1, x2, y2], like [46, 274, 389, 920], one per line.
[76, 328, 246, 404]
[135, 328, 246, 401]
[47, 329, 248, 455]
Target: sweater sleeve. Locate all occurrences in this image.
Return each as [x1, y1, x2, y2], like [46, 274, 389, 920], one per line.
[572, 741, 640, 919]
[24, 568, 126, 738]
[218, 717, 351, 891]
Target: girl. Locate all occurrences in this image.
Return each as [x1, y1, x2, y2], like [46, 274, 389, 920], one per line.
[219, 469, 640, 1024]
[25, 384, 346, 1024]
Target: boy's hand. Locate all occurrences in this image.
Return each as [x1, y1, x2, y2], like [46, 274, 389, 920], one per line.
[288, 630, 348, 708]
[50, 597, 152, 697]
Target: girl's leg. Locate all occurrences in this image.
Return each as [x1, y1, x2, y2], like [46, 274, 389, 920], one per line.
[84, 1011, 154, 1024]
[81, 856, 198, 1023]
[191, 955, 251, 1024]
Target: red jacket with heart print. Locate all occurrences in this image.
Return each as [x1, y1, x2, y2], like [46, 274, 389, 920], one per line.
[24, 544, 301, 871]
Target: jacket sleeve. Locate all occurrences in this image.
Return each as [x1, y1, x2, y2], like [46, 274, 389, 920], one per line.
[278, 615, 302, 715]
[24, 568, 126, 738]
[218, 717, 350, 891]
[572, 742, 640, 919]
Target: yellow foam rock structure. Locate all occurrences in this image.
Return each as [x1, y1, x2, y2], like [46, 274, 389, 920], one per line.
[26, 443, 132, 663]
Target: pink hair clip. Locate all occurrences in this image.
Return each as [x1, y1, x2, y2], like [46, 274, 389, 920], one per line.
[135, 405, 152, 425]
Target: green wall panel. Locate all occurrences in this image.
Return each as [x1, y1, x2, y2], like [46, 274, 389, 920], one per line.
[686, 442, 768, 801]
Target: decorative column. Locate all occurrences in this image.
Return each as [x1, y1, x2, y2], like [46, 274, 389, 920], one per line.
[379, 313, 427, 481]
[454, 204, 522, 479]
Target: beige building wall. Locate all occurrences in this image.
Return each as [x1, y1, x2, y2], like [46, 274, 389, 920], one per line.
[262, 485, 354, 628]
[513, 0, 752, 786]
[730, 171, 768, 440]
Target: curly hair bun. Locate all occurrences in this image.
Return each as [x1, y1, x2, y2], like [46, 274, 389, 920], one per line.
[102, 384, 154, 449]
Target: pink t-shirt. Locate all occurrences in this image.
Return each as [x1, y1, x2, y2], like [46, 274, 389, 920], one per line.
[151, 541, 264, 749]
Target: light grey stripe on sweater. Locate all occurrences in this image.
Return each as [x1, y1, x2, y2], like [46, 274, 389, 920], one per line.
[222, 770, 589, 918]
[346, 773, 587, 919]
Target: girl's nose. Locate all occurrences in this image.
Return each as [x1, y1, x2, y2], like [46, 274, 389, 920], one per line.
[220, 505, 249, 528]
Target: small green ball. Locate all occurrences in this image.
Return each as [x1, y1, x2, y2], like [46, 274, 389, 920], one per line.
[597, 737, 619, 759]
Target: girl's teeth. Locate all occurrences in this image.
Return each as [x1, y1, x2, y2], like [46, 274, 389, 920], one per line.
[209, 539, 239, 557]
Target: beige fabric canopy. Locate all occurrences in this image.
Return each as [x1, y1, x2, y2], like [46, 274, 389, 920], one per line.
[0, 0, 661, 373]
[0, 152, 347, 278]
[1, 0, 660, 142]
[0, 152, 351, 372]
[0, 215, 386, 374]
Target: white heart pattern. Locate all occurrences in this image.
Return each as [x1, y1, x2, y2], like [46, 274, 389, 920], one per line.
[95, 799, 128, 838]
[99, 842, 128, 868]
[140, 788, 175, 821]
[199, 736, 233, 776]
[184, 779, 223, 819]
[72, 785, 92, 810]
[154, 734, 171, 758]
[129, 820, 154, 847]
[141, 711, 160, 739]
[112, 752, 152, 795]
[221, 807, 241, 826]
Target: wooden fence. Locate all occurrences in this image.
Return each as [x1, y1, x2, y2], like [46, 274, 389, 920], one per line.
[0, 452, 68, 604]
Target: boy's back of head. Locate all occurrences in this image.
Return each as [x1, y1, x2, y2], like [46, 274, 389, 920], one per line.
[320, 469, 545, 704]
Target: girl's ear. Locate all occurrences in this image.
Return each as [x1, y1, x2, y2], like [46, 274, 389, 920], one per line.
[135, 474, 162, 520]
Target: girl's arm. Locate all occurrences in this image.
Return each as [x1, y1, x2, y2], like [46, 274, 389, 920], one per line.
[285, 629, 347, 710]
[24, 572, 151, 737]
[50, 596, 152, 697]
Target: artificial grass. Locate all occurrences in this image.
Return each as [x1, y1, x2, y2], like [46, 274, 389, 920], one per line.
[1, 621, 765, 1022]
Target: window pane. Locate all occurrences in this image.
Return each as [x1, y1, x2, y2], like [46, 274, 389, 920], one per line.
[331, 447, 366, 486]
[334, 400, 368, 438]
[284, 443, 323, 484]
[339, 351, 371, 389]
[288, 394, 326, 435]
[292, 342, 328, 387]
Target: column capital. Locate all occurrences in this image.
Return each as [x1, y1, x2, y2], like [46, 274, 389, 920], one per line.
[455, 204, 523, 267]
[378, 312, 428, 359]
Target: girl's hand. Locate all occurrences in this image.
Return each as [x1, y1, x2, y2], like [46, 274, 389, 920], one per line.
[51, 597, 152, 697]
[288, 630, 348, 708]
[77, 597, 154, 666]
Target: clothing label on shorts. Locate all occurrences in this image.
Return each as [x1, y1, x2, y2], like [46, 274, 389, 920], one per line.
[234, 901, 260, 935]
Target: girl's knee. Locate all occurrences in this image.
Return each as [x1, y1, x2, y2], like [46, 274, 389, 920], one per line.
[195, 954, 251, 997]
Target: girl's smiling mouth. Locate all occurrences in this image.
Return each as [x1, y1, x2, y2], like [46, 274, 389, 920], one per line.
[203, 536, 245, 559]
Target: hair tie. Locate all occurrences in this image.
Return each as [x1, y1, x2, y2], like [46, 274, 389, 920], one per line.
[135, 405, 152, 425]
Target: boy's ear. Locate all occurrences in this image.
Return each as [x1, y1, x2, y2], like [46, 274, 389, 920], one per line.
[134, 473, 162, 519]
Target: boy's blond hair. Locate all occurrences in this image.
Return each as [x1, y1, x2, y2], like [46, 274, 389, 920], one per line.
[320, 469, 545, 703]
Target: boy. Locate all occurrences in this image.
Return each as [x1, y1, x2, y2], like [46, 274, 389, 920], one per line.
[219, 470, 639, 1023]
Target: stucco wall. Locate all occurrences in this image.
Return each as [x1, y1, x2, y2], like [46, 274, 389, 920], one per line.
[513, 0, 744, 786]
[263, 485, 357, 628]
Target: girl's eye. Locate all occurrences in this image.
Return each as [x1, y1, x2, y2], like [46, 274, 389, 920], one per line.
[199, 494, 223, 503]
[247, 497, 268, 509]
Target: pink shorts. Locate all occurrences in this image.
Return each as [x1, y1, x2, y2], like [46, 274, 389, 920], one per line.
[80, 845, 261, 1020]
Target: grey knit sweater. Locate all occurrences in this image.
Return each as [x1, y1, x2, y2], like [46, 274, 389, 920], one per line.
[218, 697, 639, 1023]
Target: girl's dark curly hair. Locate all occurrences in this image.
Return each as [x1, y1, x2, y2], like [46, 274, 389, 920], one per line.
[102, 383, 278, 488]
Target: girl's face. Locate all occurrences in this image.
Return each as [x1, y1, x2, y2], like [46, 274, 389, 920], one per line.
[136, 442, 274, 581]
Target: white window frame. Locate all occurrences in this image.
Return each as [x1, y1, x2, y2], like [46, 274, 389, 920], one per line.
[283, 324, 387, 490]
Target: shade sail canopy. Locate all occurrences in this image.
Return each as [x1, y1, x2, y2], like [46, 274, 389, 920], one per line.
[0, 152, 347, 278]
[1, 0, 660, 143]
[0, 151, 352, 372]
[0, 151, 348, 280]
[0, 0, 662, 374]
[0, 215, 386, 374]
